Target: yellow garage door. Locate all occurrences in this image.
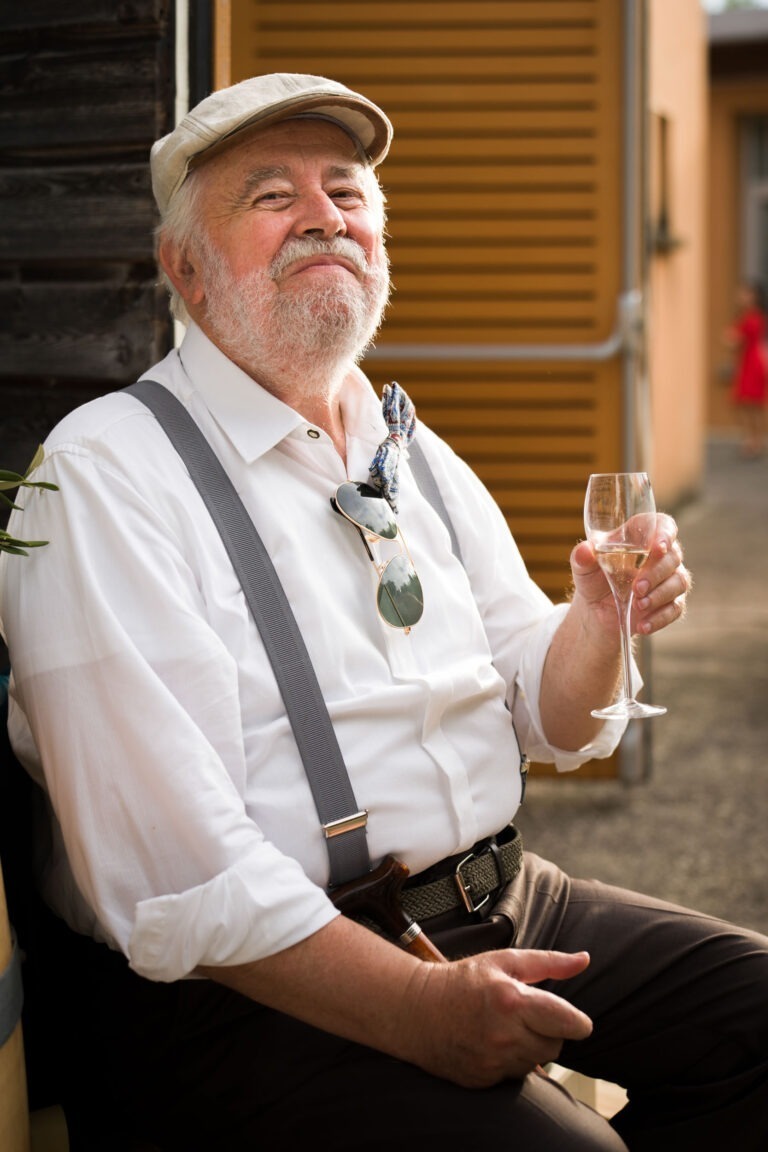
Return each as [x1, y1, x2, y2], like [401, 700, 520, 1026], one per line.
[224, 0, 645, 778]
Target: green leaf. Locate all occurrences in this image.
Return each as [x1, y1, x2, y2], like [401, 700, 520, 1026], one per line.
[26, 444, 46, 475]
[0, 446, 58, 554]
[0, 447, 59, 493]
[0, 533, 49, 555]
[0, 470, 27, 490]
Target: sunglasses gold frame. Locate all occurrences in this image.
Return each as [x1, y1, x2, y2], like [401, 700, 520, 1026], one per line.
[331, 481, 424, 632]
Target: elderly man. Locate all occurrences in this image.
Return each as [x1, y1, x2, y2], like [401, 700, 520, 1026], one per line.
[1, 74, 765, 1152]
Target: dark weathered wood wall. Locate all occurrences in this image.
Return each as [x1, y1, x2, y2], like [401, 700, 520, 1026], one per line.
[0, 0, 175, 479]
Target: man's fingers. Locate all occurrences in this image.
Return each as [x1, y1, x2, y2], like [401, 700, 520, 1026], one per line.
[570, 539, 600, 577]
[513, 979, 594, 1042]
[491, 949, 594, 1041]
[499, 948, 591, 985]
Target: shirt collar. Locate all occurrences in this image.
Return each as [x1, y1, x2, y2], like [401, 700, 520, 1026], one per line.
[177, 322, 385, 463]
[178, 322, 302, 462]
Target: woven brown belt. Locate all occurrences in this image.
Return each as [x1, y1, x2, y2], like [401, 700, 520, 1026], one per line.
[401, 825, 523, 921]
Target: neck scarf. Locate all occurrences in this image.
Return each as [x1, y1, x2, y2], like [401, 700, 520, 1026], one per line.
[368, 382, 416, 512]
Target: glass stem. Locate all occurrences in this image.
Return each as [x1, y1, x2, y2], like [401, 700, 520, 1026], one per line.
[616, 591, 634, 703]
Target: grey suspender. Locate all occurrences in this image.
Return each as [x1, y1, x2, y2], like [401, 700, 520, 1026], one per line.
[408, 440, 462, 565]
[125, 379, 459, 886]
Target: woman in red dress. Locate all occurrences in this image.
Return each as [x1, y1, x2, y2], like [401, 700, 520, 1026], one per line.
[726, 281, 767, 458]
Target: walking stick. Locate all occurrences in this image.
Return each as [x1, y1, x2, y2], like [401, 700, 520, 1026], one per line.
[329, 854, 446, 962]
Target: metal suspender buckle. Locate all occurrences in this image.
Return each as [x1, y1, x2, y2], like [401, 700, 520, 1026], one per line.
[322, 810, 369, 839]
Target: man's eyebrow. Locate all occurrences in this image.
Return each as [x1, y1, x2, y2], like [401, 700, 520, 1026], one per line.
[236, 165, 291, 202]
[325, 164, 366, 182]
[235, 162, 367, 204]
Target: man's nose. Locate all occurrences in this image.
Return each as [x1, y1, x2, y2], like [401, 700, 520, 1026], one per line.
[296, 191, 347, 239]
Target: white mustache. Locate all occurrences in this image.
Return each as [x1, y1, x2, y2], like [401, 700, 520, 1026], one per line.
[269, 237, 370, 280]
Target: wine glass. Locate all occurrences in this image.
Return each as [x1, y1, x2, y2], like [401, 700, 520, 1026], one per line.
[584, 472, 667, 719]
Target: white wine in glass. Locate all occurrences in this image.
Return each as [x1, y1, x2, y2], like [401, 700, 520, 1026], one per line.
[584, 472, 667, 720]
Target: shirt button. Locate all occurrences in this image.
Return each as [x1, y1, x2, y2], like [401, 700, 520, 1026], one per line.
[306, 428, 321, 440]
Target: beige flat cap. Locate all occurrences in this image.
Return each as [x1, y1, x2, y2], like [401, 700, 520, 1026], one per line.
[150, 72, 393, 215]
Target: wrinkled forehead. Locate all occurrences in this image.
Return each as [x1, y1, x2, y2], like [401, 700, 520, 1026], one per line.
[194, 117, 370, 190]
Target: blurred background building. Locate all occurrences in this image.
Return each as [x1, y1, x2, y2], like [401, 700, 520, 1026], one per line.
[706, 4, 768, 428]
[2, 6, 767, 1144]
[0, 0, 762, 767]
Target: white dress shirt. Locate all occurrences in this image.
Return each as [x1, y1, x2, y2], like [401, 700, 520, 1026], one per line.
[0, 323, 626, 981]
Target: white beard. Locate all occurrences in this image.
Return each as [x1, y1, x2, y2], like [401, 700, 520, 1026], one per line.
[196, 235, 391, 399]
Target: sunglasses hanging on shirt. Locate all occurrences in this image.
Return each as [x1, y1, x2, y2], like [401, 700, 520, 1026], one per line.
[331, 480, 424, 632]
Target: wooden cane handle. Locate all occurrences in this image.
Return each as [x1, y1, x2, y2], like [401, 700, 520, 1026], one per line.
[330, 854, 446, 962]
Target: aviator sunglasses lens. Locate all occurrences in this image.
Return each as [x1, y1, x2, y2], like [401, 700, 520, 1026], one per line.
[334, 482, 399, 539]
[377, 555, 424, 628]
[333, 480, 424, 631]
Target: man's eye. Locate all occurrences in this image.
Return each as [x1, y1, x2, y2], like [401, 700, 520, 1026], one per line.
[255, 190, 291, 205]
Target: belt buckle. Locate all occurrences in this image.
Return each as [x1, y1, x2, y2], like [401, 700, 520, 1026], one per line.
[454, 842, 499, 915]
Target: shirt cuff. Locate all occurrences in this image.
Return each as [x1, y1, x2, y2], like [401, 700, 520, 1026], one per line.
[128, 846, 338, 982]
[514, 603, 639, 773]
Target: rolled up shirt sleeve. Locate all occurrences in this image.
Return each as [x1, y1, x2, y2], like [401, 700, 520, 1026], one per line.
[511, 603, 634, 771]
[130, 844, 336, 983]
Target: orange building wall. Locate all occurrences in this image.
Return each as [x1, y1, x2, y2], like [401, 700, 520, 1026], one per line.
[646, 0, 708, 508]
[215, 0, 709, 515]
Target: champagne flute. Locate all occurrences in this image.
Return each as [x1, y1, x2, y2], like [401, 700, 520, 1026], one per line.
[584, 472, 667, 719]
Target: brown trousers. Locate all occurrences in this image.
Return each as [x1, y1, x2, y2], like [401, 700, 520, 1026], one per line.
[33, 852, 768, 1151]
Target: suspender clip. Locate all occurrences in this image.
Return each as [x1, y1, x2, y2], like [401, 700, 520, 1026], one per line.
[322, 810, 369, 839]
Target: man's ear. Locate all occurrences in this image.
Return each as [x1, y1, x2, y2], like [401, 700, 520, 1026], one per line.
[158, 237, 206, 310]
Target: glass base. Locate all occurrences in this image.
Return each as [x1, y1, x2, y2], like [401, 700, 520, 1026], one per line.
[591, 699, 667, 720]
